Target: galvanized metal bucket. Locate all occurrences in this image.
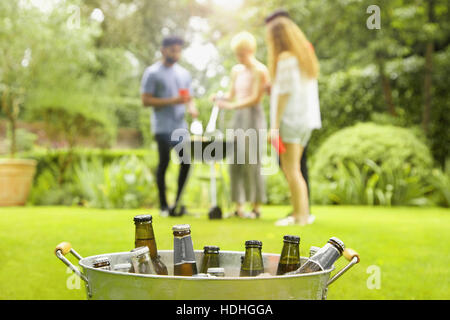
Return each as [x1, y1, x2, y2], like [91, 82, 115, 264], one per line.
[55, 242, 359, 300]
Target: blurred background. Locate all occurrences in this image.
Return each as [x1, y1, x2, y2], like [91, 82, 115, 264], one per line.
[0, 0, 448, 209]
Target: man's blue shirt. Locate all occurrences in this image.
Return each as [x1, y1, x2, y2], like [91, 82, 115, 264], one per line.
[140, 61, 193, 134]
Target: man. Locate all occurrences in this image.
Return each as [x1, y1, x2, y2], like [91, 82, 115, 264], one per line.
[141, 36, 198, 217]
[264, 9, 312, 214]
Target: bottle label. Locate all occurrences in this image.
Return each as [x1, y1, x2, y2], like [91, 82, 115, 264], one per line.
[174, 235, 196, 265]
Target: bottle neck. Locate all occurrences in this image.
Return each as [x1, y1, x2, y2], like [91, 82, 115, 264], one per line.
[201, 252, 220, 273]
[204, 252, 220, 264]
[311, 243, 342, 270]
[242, 247, 264, 270]
[135, 222, 155, 238]
[173, 232, 196, 265]
[280, 242, 300, 264]
[173, 230, 191, 237]
[135, 222, 158, 258]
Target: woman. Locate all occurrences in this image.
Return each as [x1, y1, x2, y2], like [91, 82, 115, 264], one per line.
[265, 16, 321, 226]
[215, 31, 269, 218]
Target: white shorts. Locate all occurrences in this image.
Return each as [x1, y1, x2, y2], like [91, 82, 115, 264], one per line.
[280, 124, 312, 147]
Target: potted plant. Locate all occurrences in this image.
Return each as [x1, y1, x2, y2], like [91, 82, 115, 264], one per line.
[0, 86, 37, 206]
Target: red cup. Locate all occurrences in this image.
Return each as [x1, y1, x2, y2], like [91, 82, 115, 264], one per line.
[179, 88, 190, 98]
[271, 136, 286, 155]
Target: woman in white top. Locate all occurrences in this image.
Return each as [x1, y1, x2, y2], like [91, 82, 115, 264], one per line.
[265, 16, 321, 226]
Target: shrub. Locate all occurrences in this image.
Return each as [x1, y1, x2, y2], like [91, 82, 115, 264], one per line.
[20, 148, 157, 183]
[111, 97, 142, 128]
[427, 166, 450, 208]
[138, 108, 153, 148]
[311, 122, 434, 206]
[27, 89, 117, 149]
[314, 159, 433, 206]
[6, 127, 37, 153]
[23, 148, 159, 206]
[28, 164, 81, 206]
[266, 170, 290, 205]
[74, 155, 158, 209]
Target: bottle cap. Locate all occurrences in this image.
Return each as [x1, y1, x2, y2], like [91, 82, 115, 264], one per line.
[192, 273, 212, 278]
[113, 263, 132, 271]
[329, 237, 345, 253]
[203, 246, 220, 253]
[133, 214, 152, 223]
[283, 235, 300, 244]
[245, 240, 262, 247]
[207, 267, 225, 274]
[93, 257, 111, 267]
[130, 246, 150, 257]
[172, 224, 191, 232]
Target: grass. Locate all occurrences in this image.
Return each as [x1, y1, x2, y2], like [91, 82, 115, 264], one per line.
[0, 205, 449, 300]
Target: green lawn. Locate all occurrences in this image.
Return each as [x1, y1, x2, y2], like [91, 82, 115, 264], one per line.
[0, 205, 448, 300]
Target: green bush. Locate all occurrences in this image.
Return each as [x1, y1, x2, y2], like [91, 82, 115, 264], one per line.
[26, 89, 117, 149]
[266, 170, 290, 205]
[74, 155, 157, 209]
[110, 97, 142, 128]
[311, 122, 434, 206]
[427, 166, 450, 208]
[138, 108, 153, 148]
[20, 148, 157, 182]
[6, 127, 37, 153]
[307, 66, 384, 155]
[314, 159, 433, 206]
[23, 148, 159, 206]
[28, 164, 81, 206]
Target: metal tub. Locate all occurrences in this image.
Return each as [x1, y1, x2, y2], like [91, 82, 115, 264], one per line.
[55, 242, 359, 300]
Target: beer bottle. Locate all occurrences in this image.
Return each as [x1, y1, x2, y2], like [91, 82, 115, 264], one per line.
[276, 235, 301, 275]
[92, 257, 111, 271]
[309, 246, 320, 257]
[240, 240, 264, 277]
[291, 237, 345, 274]
[173, 224, 198, 276]
[200, 246, 220, 273]
[134, 214, 168, 275]
[192, 273, 211, 278]
[112, 262, 132, 273]
[130, 246, 154, 274]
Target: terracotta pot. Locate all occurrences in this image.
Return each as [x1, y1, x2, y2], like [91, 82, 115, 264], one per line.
[0, 158, 37, 206]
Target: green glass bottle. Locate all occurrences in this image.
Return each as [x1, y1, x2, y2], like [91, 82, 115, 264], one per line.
[240, 240, 264, 277]
[276, 235, 301, 275]
[200, 246, 220, 274]
[134, 214, 168, 275]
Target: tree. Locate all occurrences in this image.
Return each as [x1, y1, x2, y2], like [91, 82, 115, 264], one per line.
[0, 2, 44, 157]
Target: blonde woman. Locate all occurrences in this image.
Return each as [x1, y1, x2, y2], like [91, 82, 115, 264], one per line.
[265, 13, 321, 226]
[214, 31, 269, 218]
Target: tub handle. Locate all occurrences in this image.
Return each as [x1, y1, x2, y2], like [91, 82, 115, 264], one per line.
[55, 242, 91, 297]
[326, 248, 360, 287]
